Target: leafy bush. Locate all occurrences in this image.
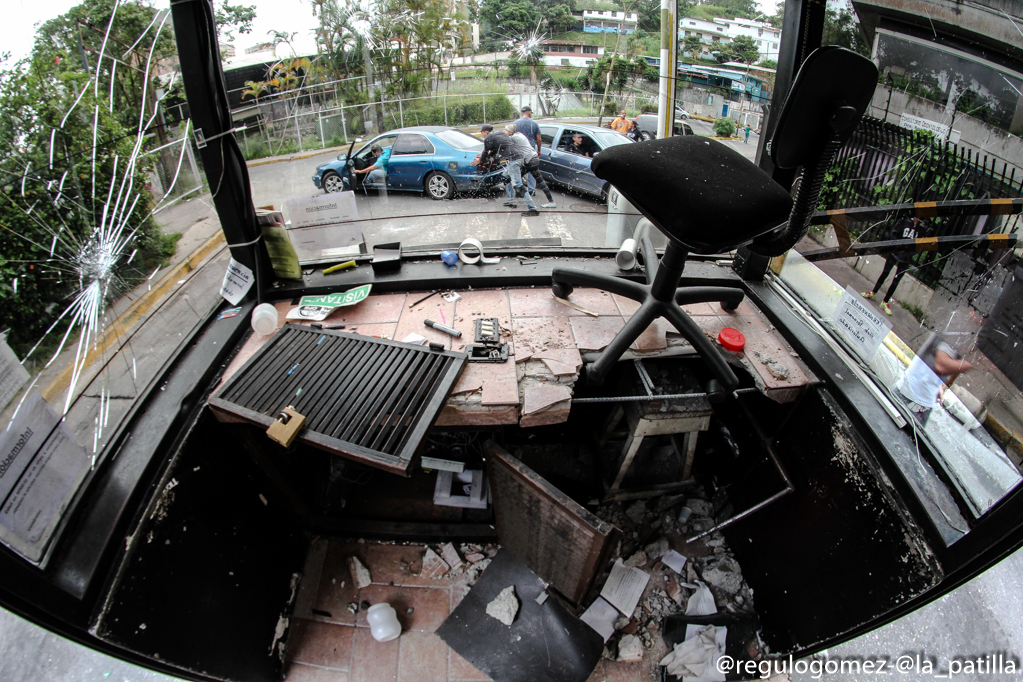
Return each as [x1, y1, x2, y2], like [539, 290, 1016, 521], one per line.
[713, 117, 736, 137]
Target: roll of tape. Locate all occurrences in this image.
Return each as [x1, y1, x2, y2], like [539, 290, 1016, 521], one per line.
[458, 238, 501, 264]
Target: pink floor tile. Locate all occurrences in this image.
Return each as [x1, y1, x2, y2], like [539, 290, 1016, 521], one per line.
[570, 316, 626, 352]
[349, 626, 399, 682]
[325, 293, 408, 324]
[511, 317, 576, 358]
[480, 361, 520, 406]
[509, 287, 620, 318]
[288, 619, 354, 670]
[362, 544, 453, 588]
[396, 631, 448, 682]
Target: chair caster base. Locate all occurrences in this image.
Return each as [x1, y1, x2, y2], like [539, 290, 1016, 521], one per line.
[552, 281, 575, 299]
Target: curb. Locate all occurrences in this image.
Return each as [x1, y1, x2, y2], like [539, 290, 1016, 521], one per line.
[246, 146, 347, 168]
[42, 231, 228, 403]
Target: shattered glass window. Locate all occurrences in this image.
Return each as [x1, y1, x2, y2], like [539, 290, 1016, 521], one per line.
[779, 0, 1023, 525]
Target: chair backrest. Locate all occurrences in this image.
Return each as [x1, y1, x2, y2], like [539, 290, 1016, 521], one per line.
[770, 46, 879, 170]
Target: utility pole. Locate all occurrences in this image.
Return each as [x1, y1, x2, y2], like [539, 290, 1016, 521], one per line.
[656, 0, 678, 138]
[362, 38, 378, 136]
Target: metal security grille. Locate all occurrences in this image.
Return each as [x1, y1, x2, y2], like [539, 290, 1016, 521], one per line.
[209, 324, 466, 475]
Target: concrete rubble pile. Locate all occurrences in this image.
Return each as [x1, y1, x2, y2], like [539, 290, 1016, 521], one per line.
[593, 488, 762, 668]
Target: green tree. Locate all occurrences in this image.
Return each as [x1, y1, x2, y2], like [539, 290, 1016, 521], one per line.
[0, 55, 166, 359]
[683, 34, 704, 64]
[728, 35, 760, 67]
[713, 117, 736, 136]
[546, 3, 576, 33]
[214, 1, 257, 44]
[823, 3, 868, 56]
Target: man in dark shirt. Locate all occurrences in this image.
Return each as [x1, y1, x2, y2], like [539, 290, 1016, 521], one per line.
[565, 132, 592, 157]
[471, 123, 535, 214]
[862, 216, 924, 315]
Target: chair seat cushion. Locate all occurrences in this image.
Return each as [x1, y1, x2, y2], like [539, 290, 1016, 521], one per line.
[592, 136, 793, 253]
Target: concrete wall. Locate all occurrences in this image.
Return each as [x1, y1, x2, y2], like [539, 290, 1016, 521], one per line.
[679, 88, 727, 119]
[869, 87, 1023, 179]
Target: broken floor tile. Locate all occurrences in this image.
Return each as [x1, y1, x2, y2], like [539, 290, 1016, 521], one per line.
[570, 316, 625, 352]
[348, 556, 372, 589]
[420, 547, 450, 580]
[522, 385, 572, 415]
[440, 543, 464, 571]
[511, 316, 575, 357]
[480, 362, 519, 406]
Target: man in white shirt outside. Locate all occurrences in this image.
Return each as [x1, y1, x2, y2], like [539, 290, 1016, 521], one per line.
[895, 332, 973, 426]
[513, 106, 556, 208]
[505, 124, 555, 213]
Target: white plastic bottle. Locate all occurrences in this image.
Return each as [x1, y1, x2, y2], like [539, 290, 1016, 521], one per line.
[366, 603, 401, 642]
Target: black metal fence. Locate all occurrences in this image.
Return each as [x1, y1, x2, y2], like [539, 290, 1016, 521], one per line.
[817, 117, 1023, 285]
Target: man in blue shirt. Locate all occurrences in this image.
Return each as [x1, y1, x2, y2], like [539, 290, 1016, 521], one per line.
[354, 144, 390, 190]
[513, 106, 549, 204]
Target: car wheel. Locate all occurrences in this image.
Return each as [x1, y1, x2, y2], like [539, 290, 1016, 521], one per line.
[425, 171, 454, 200]
[639, 131, 654, 141]
[322, 171, 344, 194]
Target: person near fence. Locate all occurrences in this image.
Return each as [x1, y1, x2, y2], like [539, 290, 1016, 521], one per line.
[895, 332, 973, 426]
[611, 110, 631, 134]
[353, 143, 390, 190]
[505, 124, 555, 209]
[513, 106, 541, 193]
[471, 124, 536, 216]
[862, 216, 924, 315]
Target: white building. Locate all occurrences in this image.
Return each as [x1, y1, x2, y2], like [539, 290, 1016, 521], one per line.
[581, 10, 639, 34]
[679, 16, 781, 62]
[539, 40, 604, 68]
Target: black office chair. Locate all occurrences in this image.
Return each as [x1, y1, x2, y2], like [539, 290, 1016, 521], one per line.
[551, 47, 878, 401]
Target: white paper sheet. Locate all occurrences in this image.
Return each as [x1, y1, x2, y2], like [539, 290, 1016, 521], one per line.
[600, 558, 650, 617]
[680, 625, 728, 682]
[220, 258, 254, 306]
[580, 596, 619, 642]
[662, 549, 687, 574]
[0, 337, 29, 412]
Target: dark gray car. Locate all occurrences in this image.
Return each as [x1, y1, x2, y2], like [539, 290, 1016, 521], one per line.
[535, 124, 633, 201]
[634, 113, 695, 139]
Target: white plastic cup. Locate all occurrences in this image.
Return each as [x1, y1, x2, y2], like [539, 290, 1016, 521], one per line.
[251, 303, 279, 336]
[616, 238, 638, 270]
[366, 603, 401, 642]
[678, 506, 693, 522]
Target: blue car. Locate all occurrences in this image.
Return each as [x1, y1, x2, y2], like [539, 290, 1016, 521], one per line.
[311, 126, 506, 200]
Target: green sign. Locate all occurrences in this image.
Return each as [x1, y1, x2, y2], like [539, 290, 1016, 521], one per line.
[286, 284, 372, 321]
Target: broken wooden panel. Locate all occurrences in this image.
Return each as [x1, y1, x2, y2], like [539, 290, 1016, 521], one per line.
[484, 441, 619, 606]
[209, 324, 466, 476]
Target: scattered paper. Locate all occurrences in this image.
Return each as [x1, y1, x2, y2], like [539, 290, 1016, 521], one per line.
[600, 558, 650, 617]
[686, 580, 717, 616]
[401, 333, 428, 346]
[220, 258, 254, 306]
[662, 550, 688, 575]
[660, 625, 727, 681]
[580, 597, 619, 642]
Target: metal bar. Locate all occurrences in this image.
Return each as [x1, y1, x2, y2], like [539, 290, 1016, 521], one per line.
[633, 359, 654, 396]
[301, 335, 374, 428]
[267, 332, 340, 416]
[572, 388, 758, 404]
[345, 349, 426, 445]
[313, 341, 393, 433]
[330, 344, 408, 440]
[392, 356, 458, 460]
[801, 233, 1018, 262]
[231, 328, 309, 406]
[291, 335, 356, 416]
[363, 352, 432, 450]
[221, 327, 296, 402]
[250, 331, 323, 414]
[384, 354, 446, 456]
[374, 354, 438, 454]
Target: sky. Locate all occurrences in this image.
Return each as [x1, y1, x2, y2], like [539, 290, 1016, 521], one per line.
[8, 0, 782, 64]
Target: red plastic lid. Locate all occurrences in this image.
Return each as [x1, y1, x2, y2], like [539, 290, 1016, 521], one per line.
[718, 327, 745, 352]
